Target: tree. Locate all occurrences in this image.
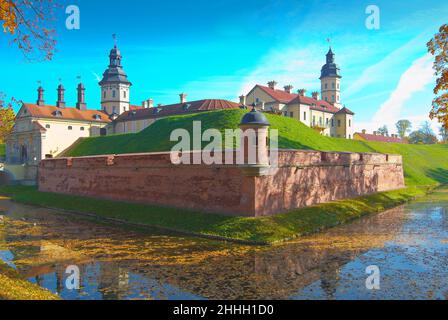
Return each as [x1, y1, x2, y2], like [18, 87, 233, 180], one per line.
[0, 92, 17, 143]
[428, 24, 448, 129]
[395, 120, 412, 138]
[0, 0, 58, 61]
[408, 122, 438, 145]
[440, 126, 448, 143]
[377, 125, 389, 136]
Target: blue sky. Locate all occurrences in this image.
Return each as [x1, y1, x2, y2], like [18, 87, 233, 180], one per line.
[1, 0, 447, 134]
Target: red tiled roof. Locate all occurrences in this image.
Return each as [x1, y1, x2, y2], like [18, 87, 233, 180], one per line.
[256, 85, 298, 103]
[130, 105, 144, 110]
[355, 133, 407, 144]
[23, 103, 111, 123]
[336, 106, 355, 115]
[115, 99, 240, 122]
[256, 84, 343, 114]
[288, 95, 341, 113]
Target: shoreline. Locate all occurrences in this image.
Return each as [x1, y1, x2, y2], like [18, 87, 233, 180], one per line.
[0, 185, 435, 245]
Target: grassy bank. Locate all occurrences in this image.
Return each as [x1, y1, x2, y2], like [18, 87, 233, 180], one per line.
[0, 260, 59, 300]
[0, 143, 5, 157]
[0, 185, 429, 244]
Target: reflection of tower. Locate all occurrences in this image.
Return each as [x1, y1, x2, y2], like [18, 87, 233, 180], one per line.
[98, 263, 122, 300]
[320, 266, 341, 299]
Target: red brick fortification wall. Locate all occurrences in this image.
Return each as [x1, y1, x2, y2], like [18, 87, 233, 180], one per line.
[38, 150, 405, 217]
[254, 150, 405, 216]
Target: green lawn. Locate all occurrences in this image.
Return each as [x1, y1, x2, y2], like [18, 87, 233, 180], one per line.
[0, 144, 5, 157]
[66, 109, 448, 187]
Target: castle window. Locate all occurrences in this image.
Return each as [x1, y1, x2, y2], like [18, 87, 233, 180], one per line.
[325, 97, 328, 101]
[290, 112, 294, 118]
[338, 120, 341, 127]
[331, 119, 334, 127]
[332, 83, 335, 89]
[45, 124, 50, 129]
[325, 84, 328, 89]
[123, 91, 126, 98]
[112, 90, 116, 98]
[52, 110, 63, 117]
[326, 118, 329, 126]
[80, 127, 85, 131]
[93, 114, 102, 120]
[68, 126, 73, 130]
[332, 95, 335, 102]
[103, 91, 106, 98]
[349, 119, 352, 127]
[312, 116, 316, 126]
[337, 84, 340, 89]
[303, 112, 306, 121]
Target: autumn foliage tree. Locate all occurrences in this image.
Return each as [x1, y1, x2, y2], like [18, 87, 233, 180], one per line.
[428, 24, 448, 129]
[0, 92, 17, 143]
[0, 0, 58, 61]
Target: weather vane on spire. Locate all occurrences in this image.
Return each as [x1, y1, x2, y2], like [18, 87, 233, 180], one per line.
[327, 37, 331, 48]
[112, 33, 117, 47]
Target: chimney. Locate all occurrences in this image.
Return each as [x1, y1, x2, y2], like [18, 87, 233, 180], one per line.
[267, 81, 278, 90]
[179, 93, 187, 104]
[56, 84, 66, 108]
[239, 95, 246, 105]
[147, 99, 154, 108]
[37, 86, 45, 106]
[311, 91, 320, 100]
[76, 83, 87, 110]
[298, 89, 306, 97]
[284, 85, 293, 94]
[362, 129, 366, 134]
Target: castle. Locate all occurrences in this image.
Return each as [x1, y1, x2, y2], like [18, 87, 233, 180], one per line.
[3, 44, 354, 182]
[240, 48, 354, 139]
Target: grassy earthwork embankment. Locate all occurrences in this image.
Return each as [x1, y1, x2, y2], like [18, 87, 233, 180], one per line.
[1, 109, 448, 244]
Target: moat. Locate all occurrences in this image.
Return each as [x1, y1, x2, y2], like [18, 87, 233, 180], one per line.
[1, 189, 448, 300]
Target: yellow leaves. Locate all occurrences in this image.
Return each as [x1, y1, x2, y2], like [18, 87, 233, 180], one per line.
[0, 0, 17, 34]
[428, 24, 448, 130]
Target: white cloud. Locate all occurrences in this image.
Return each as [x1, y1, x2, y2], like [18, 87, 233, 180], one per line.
[345, 34, 429, 98]
[355, 54, 434, 134]
[236, 46, 323, 97]
[92, 71, 101, 82]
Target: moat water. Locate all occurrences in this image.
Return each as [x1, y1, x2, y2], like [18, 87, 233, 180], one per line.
[1, 189, 448, 300]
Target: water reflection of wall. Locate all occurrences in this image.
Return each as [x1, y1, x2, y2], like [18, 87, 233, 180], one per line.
[2, 199, 408, 300]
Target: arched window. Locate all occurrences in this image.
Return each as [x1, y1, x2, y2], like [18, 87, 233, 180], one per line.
[68, 126, 73, 130]
[112, 90, 116, 98]
[123, 91, 126, 98]
[103, 91, 106, 98]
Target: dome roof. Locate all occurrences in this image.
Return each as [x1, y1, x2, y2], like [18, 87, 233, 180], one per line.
[320, 48, 341, 79]
[240, 106, 270, 126]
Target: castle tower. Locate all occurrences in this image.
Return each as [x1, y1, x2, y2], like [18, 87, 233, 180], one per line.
[320, 48, 342, 108]
[99, 44, 132, 116]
